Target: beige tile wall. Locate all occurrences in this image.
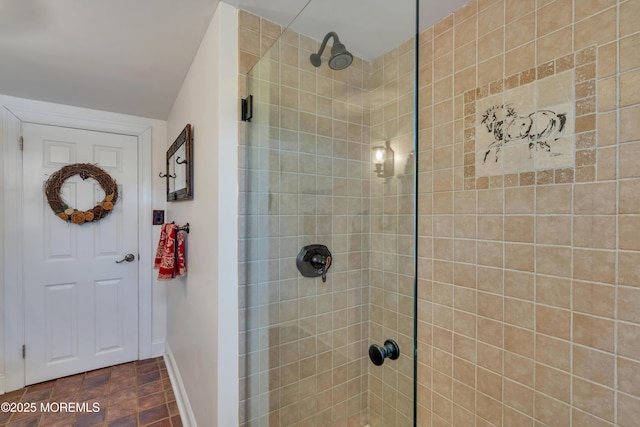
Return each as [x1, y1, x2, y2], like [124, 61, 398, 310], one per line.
[238, 11, 373, 427]
[367, 39, 416, 427]
[417, 0, 640, 426]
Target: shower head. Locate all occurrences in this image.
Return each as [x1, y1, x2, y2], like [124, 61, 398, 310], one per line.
[328, 42, 353, 70]
[310, 31, 353, 70]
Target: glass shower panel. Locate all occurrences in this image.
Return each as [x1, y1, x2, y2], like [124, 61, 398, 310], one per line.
[240, 2, 417, 425]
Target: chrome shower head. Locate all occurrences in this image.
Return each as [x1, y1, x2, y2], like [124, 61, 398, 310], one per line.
[310, 31, 353, 70]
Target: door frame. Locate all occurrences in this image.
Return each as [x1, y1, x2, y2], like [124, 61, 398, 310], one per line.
[2, 102, 154, 392]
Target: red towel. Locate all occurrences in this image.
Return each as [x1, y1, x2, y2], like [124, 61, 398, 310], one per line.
[154, 223, 186, 280]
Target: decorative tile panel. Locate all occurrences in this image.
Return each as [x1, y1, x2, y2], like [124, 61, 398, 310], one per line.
[464, 48, 597, 190]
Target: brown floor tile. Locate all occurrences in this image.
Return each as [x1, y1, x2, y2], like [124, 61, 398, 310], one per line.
[138, 404, 169, 425]
[0, 410, 12, 424]
[137, 381, 163, 397]
[108, 413, 138, 427]
[137, 372, 161, 386]
[22, 388, 52, 403]
[171, 415, 183, 427]
[8, 409, 42, 422]
[51, 382, 82, 399]
[47, 419, 84, 427]
[5, 415, 40, 427]
[138, 392, 166, 412]
[73, 409, 106, 427]
[83, 373, 111, 389]
[78, 384, 109, 400]
[85, 367, 111, 378]
[109, 388, 137, 407]
[40, 409, 75, 424]
[57, 374, 84, 386]
[167, 400, 179, 417]
[107, 399, 138, 421]
[145, 418, 171, 427]
[109, 376, 137, 394]
[25, 380, 55, 393]
[0, 390, 25, 404]
[137, 364, 159, 375]
[111, 364, 136, 378]
[0, 357, 180, 427]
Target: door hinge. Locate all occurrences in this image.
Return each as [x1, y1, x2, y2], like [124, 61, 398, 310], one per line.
[19, 136, 24, 151]
[241, 95, 253, 122]
[22, 345, 25, 359]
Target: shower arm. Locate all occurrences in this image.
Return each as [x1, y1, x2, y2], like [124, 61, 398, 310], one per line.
[314, 31, 340, 59]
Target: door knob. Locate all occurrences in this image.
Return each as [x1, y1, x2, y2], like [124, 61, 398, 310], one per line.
[115, 254, 135, 263]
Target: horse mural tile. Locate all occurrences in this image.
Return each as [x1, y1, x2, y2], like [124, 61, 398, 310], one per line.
[475, 70, 576, 178]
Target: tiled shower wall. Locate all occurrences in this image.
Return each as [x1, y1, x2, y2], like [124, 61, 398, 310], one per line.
[237, 9, 418, 427]
[417, 1, 640, 426]
[238, 11, 372, 426]
[367, 39, 416, 427]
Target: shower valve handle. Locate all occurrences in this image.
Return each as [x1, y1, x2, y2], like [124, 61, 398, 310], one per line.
[311, 254, 329, 268]
[314, 255, 331, 282]
[296, 245, 332, 283]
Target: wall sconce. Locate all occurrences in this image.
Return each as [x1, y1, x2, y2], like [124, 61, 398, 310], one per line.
[372, 140, 394, 178]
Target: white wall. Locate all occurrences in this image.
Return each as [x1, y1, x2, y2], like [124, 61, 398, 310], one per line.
[0, 94, 168, 392]
[164, 2, 239, 425]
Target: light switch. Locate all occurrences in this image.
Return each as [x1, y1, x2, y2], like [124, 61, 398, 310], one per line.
[153, 210, 164, 225]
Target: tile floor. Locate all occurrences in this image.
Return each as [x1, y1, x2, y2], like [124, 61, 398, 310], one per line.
[0, 357, 182, 427]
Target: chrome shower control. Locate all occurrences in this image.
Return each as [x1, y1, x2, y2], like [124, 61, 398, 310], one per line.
[296, 244, 332, 282]
[369, 339, 400, 366]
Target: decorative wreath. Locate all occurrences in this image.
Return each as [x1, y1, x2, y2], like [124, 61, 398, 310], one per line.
[45, 163, 118, 225]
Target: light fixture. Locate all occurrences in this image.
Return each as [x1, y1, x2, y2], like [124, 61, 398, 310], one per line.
[372, 140, 394, 178]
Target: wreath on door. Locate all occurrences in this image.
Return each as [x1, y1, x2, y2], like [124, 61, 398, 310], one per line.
[44, 163, 118, 224]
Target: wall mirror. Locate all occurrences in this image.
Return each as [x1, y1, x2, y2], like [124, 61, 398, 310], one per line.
[166, 124, 193, 201]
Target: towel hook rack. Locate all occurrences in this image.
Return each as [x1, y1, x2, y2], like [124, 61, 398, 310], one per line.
[171, 221, 190, 234]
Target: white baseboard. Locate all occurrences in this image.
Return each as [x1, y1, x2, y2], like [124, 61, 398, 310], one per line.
[151, 340, 165, 357]
[0, 375, 5, 395]
[164, 344, 196, 427]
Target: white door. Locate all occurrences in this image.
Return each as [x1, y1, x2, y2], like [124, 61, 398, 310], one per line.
[22, 123, 139, 385]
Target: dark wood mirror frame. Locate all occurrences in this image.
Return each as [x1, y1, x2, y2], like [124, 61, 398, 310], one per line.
[166, 124, 193, 201]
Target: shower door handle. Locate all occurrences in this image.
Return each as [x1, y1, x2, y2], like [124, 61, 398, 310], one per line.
[369, 339, 400, 366]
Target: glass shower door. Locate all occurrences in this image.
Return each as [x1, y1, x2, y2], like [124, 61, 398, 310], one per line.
[239, 1, 418, 425]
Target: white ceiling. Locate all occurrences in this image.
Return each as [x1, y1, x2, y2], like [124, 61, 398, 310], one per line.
[0, 0, 469, 120]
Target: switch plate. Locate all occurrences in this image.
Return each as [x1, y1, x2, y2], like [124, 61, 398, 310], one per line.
[153, 210, 164, 225]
